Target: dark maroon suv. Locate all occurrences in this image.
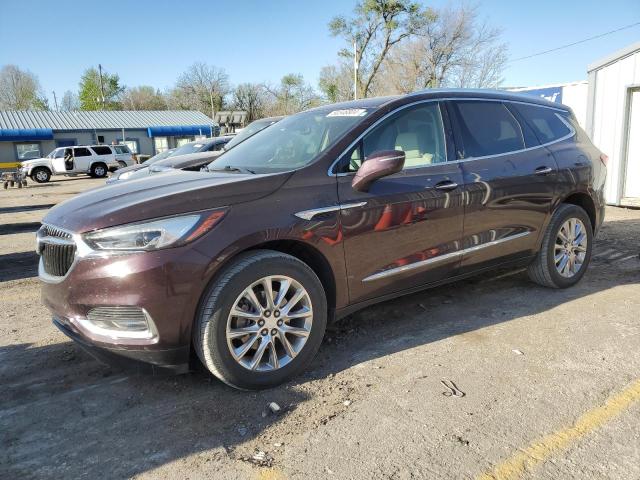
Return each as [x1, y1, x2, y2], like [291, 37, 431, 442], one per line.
[38, 89, 606, 389]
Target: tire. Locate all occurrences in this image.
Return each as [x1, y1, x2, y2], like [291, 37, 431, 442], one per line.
[193, 250, 327, 390]
[90, 163, 108, 178]
[117, 161, 127, 169]
[30, 167, 51, 183]
[528, 204, 593, 288]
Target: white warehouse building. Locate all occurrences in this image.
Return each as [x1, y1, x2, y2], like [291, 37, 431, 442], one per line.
[508, 81, 589, 129]
[586, 41, 640, 206]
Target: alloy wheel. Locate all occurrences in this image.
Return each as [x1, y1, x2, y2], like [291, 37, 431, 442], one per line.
[36, 170, 48, 182]
[226, 275, 313, 372]
[554, 218, 588, 278]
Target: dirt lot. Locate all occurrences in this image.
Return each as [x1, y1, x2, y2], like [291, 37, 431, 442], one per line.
[1, 176, 639, 479]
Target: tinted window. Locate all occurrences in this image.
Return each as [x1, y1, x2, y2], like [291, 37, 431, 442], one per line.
[451, 101, 525, 158]
[513, 103, 571, 143]
[91, 146, 112, 155]
[74, 147, 92, 157]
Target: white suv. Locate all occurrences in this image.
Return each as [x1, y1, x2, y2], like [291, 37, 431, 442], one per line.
[21, 145, 135, 182]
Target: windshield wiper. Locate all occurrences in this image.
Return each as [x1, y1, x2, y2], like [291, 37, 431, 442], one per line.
[209, 165, 256, 174]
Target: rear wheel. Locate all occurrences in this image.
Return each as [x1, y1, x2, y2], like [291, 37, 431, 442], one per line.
[90, 163, 108, 178]
[31, 167, 51, 183]
[528, 204, 593, 288]
[193, 250, 327, 390]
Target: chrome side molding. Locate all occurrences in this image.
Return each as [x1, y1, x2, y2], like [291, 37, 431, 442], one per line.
[363, 231, 531, 282]
[295, 201, 367, 221]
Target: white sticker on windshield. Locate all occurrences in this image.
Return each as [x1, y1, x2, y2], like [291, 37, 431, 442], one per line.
[326, 109, 368, 117]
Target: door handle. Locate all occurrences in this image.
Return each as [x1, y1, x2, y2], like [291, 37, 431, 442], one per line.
[434, 180, 459, 191]
[534, 166, 553, 175]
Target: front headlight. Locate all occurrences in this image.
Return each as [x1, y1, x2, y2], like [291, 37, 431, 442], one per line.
[82, 209, 227, 252]
[117, 170, 135, 181]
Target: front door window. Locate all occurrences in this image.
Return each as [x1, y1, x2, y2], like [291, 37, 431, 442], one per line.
[343, 103, 447, 173]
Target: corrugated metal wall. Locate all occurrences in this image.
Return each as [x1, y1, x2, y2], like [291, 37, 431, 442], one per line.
[588, 48, 640, 205]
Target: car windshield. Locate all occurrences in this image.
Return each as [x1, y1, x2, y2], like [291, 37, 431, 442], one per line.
[224, 118, 279, 151]
[145, 149, 175, 165]
[168, 141, 208, 157]
[208, 107, 371, 173]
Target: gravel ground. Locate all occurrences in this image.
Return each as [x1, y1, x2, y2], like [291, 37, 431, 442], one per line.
[1, 176, 639, 479]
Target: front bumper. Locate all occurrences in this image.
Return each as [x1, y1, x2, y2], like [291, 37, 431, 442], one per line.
[40, 243, 214, 372]
[53, 316, 190, 373]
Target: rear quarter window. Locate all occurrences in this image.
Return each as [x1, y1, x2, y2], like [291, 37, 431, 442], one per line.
[91, 146, 113, 155]
[512, 103, 572, 143]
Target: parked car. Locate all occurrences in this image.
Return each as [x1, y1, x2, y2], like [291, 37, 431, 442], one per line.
[111, 144, 136, 168]
[106, 148, 175, 184]
[19, 149, 59, 183]
[47, 145, 134, 178]
[168, 137, 231, 157]
[106, 138, 230, 184]
[221, 116, 283, 153]
[37, 89, 606, 390]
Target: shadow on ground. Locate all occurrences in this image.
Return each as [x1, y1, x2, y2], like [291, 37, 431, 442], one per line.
[1, 218, 639, 479]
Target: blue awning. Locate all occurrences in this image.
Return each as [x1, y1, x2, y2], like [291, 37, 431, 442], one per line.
[0, 128, 54, 141]
[147, 125, 213, 137]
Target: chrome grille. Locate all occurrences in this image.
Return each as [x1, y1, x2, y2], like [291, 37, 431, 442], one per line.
[42, 224, 73, 240]
[37, 224, 76, 277]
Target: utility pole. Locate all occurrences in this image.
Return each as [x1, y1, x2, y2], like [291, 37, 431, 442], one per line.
[52, 91, 58, 111]
[353, 38, 359, 100]
[209, 88, 215, 125]
[98, 64, 106, 110]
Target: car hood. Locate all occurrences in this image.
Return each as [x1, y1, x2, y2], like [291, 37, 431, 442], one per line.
[44, 169, 292, 232]
[154, 151, 221, 169]
[20, 157, 48, 165]
[115, 163, 146, 175]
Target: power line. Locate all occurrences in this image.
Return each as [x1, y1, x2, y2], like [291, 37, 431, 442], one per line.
[509, 21, 640, 63]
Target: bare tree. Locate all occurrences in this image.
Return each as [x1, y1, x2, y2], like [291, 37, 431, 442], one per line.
[263, 74, 320, 116]
[232, 83, 268, 122]
[0, 64, 49, 110]
[380, 4, 507, 92]
[329, 0, 432, 98]
[318, 64, 354, 103]
[60, 90, 80, 111]
[170, 62, 230, 118]
[120, 86, 167, 110]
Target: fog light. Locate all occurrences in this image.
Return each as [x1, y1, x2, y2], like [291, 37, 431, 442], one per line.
[81, 306, 158, 340]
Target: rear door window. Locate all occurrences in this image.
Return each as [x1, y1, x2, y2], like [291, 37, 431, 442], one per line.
[512, 103, 572, 143]
[73, 147, 92, 157]
[450, 101, 525, 158]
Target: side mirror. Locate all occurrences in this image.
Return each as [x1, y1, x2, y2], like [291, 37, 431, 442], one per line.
[351, 150, 405, 192]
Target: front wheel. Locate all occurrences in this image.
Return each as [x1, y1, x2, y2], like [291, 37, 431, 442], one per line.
[31, 167, 51, 183]
[193, 250, 327, 390]
[90, 163, 107, 178]
[528, 204, 593, 288]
